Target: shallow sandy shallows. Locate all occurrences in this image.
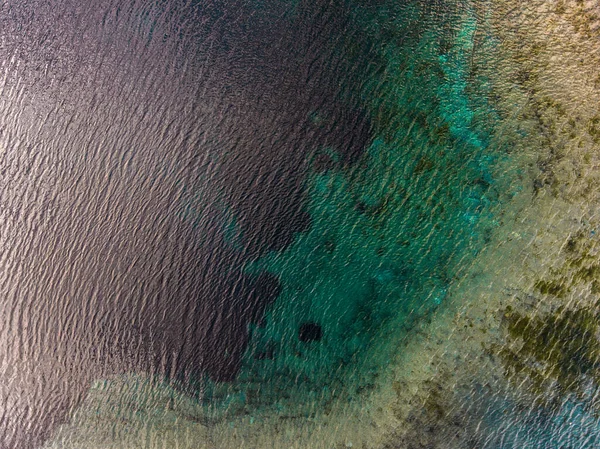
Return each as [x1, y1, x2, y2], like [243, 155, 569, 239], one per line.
[45, 1, 600, 448]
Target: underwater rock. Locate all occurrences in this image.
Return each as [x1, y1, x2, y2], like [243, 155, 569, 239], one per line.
[298, 322, 323, 342]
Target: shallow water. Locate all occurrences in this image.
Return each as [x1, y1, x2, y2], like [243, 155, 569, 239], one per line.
[1, 0, 599, 448]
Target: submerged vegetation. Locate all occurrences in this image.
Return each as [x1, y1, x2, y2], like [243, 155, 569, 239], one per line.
[500, 228, 600, 406]
[500, 305, 600, 403]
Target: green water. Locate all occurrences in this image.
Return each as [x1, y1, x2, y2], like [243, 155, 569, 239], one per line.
[198, 1, 509, 420]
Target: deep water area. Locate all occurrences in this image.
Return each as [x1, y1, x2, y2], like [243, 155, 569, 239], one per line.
[1, 0, 600, 448]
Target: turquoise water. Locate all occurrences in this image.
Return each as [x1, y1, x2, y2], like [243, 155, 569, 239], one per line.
[197, 0, 507, 420]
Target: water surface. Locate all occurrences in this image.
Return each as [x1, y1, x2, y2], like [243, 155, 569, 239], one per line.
[1, 0, 599, 448]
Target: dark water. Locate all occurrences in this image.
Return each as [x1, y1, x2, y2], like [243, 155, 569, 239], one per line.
[1, 0, 598, 448]
[0, 0, 374, 446]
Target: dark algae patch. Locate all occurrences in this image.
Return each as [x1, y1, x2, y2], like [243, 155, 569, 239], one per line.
[498, 226, 600, 405]
[500, 305, 600, 405]
[533, 279, 567, 298]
